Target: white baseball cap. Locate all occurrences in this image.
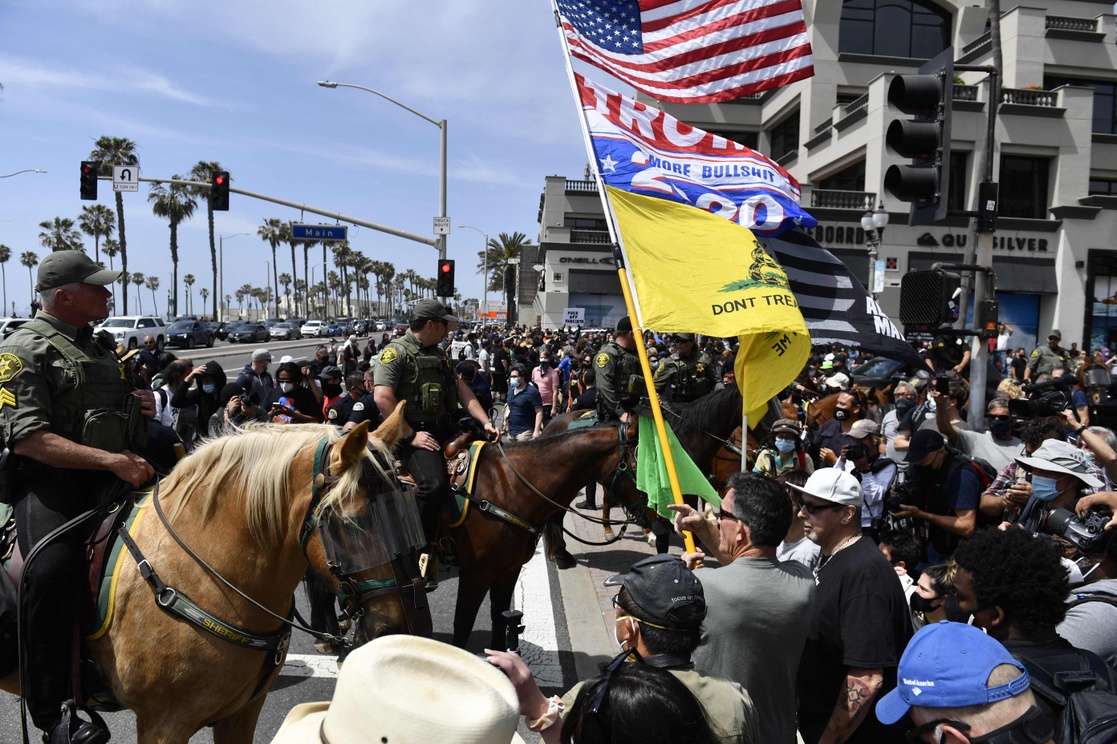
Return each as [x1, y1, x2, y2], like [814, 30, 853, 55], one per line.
[787, 468, 864, 507]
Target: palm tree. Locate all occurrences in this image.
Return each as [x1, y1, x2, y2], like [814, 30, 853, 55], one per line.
[278, 272, 292, 316]
[188, 161, 226, 320]
[19, 251, 37, 303]
[38, 217, 84, 252]
[380, 263, 396, 317]
[101, 238, 119, 270]
[148, 177, 197, 318]
[130, 273, 145, 314]
[90, 137, 139, 314]
[0, 245, 10, 317]
[78, 204, 115, 264]
[257, 218, 284, 318]
[199, 288, 210, 319]
[277, 222, 298, 316]
[145, 275, 160, 317]
[299, 238, 318, 318]
[331, 241, 353, 316]
[237, 284, 252, 316]
[477, 231, 533, 292]
[183, 274, 195, 315]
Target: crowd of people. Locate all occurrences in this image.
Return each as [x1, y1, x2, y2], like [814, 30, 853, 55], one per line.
[5, 252, 1117, 744]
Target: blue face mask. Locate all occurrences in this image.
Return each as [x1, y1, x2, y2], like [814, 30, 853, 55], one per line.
[1031, 475, 1062, 502]
[202, 384, 216, 394]
[775, 439, 796, 454]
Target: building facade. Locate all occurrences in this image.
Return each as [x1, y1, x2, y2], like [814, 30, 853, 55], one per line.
[528, 0, 1117, 353]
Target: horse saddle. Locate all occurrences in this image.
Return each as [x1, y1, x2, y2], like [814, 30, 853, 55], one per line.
[0, 492, 151, 709]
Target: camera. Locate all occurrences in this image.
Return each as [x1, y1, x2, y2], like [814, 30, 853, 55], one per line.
[1038, 506, 1114, 555]
[1008, 376, 1075, 419]
[935, 376, 951, 395]
[885, 477, 922, 515]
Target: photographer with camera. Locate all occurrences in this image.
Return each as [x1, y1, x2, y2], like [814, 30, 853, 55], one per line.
[894, 376, 970, 454]
[1057, 491, 1117, 667]
[891, 429, 982, 564]
[1010, 439, 1105, 538]
[813, 388, 868, 466]
[836, 421, 895, 540]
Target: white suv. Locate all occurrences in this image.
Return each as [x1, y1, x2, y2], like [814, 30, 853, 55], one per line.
[95, 316, 166, 351]
[300, 320, 328, 338]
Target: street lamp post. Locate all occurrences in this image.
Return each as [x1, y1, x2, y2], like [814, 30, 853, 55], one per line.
[860, 201, 890, 300]
[219, 233, 251, 322]
[318, 80, 448, 261]
[264, 261, 271, 321]
[459, 224, 488, 323]
[310, 262, 329, 318]
[0, 169, 46, 179]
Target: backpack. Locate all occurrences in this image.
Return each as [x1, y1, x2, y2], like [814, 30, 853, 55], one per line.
[1014, 649, 1117, 744]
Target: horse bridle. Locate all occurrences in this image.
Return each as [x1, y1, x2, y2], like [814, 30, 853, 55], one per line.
[299, 437, 431, 639]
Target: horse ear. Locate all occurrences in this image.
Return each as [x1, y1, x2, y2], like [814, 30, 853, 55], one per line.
[371, 400, 407, 452]
[337, 421, 370, 473]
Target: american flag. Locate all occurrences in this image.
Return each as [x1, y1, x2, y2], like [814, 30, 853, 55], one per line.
[556, 0, 814, 104]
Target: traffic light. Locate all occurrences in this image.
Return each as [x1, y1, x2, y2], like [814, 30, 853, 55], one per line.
[884, 48, 953, 226]
[436, 259, 455, 297]
[80, 161, 100, 200]
[211, 171, 230, 211]
[899, 268, 961, 332]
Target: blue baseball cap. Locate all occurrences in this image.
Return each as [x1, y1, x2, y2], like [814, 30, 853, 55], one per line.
[876, 622, 1030, 725]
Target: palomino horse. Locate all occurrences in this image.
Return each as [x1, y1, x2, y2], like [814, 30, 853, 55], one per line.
[446, 422, 648, 648]
[1, 407, 422, 744]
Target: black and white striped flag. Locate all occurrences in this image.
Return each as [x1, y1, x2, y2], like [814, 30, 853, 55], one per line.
[760, 230, 926, 369]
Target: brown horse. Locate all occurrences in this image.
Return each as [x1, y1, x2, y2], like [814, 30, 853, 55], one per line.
[804, 387, 891, 431]
[447, 422, 647, 648]
[2, 409, 421, 744]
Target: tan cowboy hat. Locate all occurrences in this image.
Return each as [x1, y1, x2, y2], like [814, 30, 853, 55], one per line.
[270, 635, 525, 744]
[115, 343, 140, 363]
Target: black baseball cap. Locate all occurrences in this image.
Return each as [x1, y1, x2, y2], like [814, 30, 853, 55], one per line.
[603, 555, 705, 629]
[905, 429, 946, 463]
[36, 250, 121, 292]
[616, 316, 633, 333]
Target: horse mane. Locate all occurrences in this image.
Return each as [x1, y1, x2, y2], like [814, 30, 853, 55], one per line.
[669, 386, 742, 440]
[163, 423, 393, 550]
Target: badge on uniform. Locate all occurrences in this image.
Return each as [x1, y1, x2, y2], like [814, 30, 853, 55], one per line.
[380, 348, 398, 365]
[595, 353, 609, 369]
[0, 353, 23, 383]
[353, 402, 365, 412]
[327, 408, 337, 420]
[0, 387, 17, 409]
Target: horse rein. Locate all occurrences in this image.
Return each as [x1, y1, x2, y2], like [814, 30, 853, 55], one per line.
[658, 403, 739, 451]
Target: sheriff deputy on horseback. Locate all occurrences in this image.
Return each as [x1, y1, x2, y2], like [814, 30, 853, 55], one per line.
[594, 316, 641, 423]
[372, 299, 499, 588]
[653, 332, 717, 405]
[0, 251, 155, 743]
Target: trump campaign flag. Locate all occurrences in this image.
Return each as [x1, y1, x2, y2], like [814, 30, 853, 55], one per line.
[556, 0, 814, 104]
[581, 77, 811, 416]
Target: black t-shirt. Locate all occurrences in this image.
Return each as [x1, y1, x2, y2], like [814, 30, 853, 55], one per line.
[572, 387, 597, 412]
[490, 348, 510, 376]
[1010, 355, 1027, 381]
[797, 537, 913, 744]
[266, 385, 321, 422]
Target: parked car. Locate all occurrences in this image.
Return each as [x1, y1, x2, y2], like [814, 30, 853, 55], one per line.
[94, 316, 166, 351]
[165, 319, 215, 349]
[374, 320, 387, 332]
[214, 321, 241, 341]
[271, 321, 302, 340]
[229, 323, 269, 344]
[0, 318, 28, 340]
[300, 320, 328, 338]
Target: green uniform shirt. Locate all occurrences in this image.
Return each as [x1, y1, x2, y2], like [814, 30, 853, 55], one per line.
[1026, 343, 1069, 378]
[0, 311, 131, 446]
[373, 330, 458, 432]
[594, 340, 639, 420]
[655, 350, 717, 403]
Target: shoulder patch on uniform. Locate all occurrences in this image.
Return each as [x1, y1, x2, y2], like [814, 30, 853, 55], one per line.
[353, 402, 365, 412]
[1029, 349, 1040, 359]
[379, 348, 398, 365]
[327, 408, 338, 420]
[595, 353, 609, 369]
[0, 353, 23, 383]
[0, 387, 17, 409]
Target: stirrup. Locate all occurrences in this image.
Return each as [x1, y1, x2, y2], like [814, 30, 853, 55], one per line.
[418, 549, 439, 591]
[49, 701, 110, 744]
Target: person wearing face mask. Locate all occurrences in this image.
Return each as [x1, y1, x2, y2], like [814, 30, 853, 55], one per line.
[883, 382, 917, 461]
[753, 419, 814, 478]
[317, 366, 345, 419]
[908, 562, 956, 630]
[267, 361, 322, 424]
[1010, 439, 1105, 538]
[235, 348, 275, 403]
[503, 363, 543, 442]
[172, 359, 227, 443]
[812, 389, 866, 466]
[531, 353, 560, 421]
[937, 396, 1023, 473]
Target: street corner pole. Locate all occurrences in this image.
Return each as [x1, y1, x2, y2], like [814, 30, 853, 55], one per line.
[439, 119, 448, 263]
[614, 266, 698, 556]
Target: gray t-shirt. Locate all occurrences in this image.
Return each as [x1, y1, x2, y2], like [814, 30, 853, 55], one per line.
[1057, 578, 1117, 668]
[955, 428, 1023, 473]
[693, 557, 816, 744]
[777, 537, 820, 571]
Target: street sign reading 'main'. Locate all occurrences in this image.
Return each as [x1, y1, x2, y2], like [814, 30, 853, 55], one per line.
[291, 224, 348, 241]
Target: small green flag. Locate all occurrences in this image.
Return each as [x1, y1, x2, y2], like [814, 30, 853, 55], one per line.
[636, 417, 721, 519]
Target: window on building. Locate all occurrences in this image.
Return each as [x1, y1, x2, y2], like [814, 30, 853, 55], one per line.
[998, 156, 1050, 219]
[839, 0, 951, 59]
[818, 161, 866, 192]
[1089, 179, 1117, 196]
[1045, 76, 1117, 135]
[553, 272, 564, 283]
[947, 151, 968, 211]
[704, 128, 759, 150]
[564, 216, 608, 231]
[768, 111, 800, 162]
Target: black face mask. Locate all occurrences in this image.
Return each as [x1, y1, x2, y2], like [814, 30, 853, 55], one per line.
[989, 418, 1014, 438]
[909, 592, 942, 615]
[943, 593, 972, 624]
[894, 398, 916, 417]
[834, 407, 851, 421]
[322, 383, 342, 398]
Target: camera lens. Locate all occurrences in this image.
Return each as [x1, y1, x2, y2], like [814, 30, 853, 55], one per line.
[1042, 508, 1074, 535]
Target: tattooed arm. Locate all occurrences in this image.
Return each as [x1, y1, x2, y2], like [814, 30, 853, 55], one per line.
[817, 667, 884, 744]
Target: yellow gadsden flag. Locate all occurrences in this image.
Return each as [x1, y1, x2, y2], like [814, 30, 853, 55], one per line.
[606, 185, 810, 418]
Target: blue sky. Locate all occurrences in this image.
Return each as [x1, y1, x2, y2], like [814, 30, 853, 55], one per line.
[0, 0, 598, 318]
